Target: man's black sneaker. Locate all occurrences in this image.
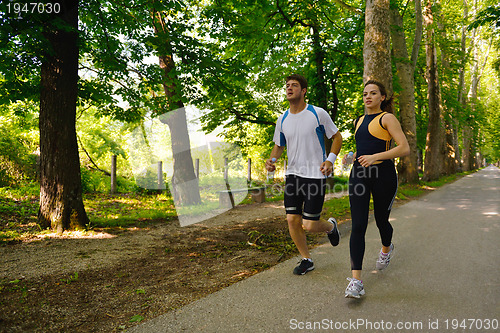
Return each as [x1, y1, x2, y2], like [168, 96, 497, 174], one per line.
[293, 259, 315, 275]
[327, 217, 340, 246]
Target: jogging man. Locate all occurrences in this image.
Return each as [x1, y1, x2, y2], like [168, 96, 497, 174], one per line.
[265, 74, 343, 275]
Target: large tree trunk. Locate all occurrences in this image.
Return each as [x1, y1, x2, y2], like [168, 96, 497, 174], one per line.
[455, 0, 469, 172]
[435, 2, 459, 175]
[462, 41, 477, 171]
[462, 125, 474, 171]
[390, 2, 422, 184]
[158, 71, 201, 204]
[38, 0, 89, 232]
[364, 0, 392, 93]
[464, 33, 492, 171]
[154, 11, 201, 206]
[423, 0, 446, 181]
[443, 114, 458, 174]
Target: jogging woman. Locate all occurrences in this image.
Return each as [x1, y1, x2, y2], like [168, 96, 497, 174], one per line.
[345, 80, 410, 298]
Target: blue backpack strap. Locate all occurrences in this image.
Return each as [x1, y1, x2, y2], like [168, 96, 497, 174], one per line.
[307, 105, 327, 161]
[279, 110, 289, 147]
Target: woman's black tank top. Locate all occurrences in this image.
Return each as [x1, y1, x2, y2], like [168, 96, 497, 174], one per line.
[354, 112, 393, 158]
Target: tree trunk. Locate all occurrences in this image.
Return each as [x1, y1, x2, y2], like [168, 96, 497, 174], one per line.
[158, 82, 202, 205]
[435, 2, 459, 175]
[462, 125, 474, 171]
[464, 34, 492, 171]
[463, 54, 477, 172]
[154, 11, 201, 206]
[364, 0, 392, 93]
[310, 23, 337, 169]
[38, 0, 89, 232]
[443, 115, 458, 174]
[423, 0, 446, 181]
[311, 25, 328, 113]
[455, 0, 469, 172]
[390, 3, 422, 183]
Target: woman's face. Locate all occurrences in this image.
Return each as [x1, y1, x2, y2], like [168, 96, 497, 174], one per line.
[363, 84, 385, 111]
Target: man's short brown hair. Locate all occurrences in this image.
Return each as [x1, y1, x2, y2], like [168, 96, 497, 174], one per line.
[286, 74, 308, 90]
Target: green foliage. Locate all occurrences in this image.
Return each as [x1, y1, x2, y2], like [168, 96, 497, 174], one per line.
[0, 101, 39, 185]
[0, 184, 39, 244]
[0, 1, 47, 104]
[483, 106, 500, 163]
[468, 4, 500, 30]
[196, 0, 365, 144]
[79, 168, 136, 194]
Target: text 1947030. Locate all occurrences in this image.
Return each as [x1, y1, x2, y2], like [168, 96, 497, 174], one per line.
[6, 2, 61, 16]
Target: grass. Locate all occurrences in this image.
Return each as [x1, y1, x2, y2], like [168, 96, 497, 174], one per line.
[83, 193, 177, 228]
[322, 196, 352, 221]
[0, 170, 475, 244]
[0, 189, 180, 243]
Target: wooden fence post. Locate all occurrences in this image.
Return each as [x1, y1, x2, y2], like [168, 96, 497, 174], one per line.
[157, 161, 163, 190]
[110, 155, 117, 194]
[224, 157, 229, 181]
[195, 158, 200, 178]
[247, 158, 252, 183]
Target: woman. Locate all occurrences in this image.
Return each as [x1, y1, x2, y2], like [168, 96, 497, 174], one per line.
[345, 80, 410, 298]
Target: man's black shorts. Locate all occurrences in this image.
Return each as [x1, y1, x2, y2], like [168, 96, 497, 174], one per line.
[284, 175, 326, 220]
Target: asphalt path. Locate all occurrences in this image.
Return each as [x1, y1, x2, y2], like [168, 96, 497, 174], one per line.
[128, 166, 500, 333]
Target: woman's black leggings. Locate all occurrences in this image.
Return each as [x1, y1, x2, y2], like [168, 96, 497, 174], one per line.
[348, 159, 398, 270]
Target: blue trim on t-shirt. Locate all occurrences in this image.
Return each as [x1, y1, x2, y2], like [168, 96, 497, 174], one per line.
[306, 104, 327, 161]
[280, 110, 289, 147]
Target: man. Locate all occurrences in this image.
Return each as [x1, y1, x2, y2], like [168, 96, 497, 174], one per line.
[265, 74, 343, 275]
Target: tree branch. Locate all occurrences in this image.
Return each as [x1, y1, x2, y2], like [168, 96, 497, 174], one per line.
[79, 65, 131, 91]
[275, 0, 312, 28]
[77, 135, 111, 176]
[231, 108, 275, 126]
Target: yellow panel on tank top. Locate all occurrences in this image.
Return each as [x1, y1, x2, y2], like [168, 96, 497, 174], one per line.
[368, 112, 392, 141]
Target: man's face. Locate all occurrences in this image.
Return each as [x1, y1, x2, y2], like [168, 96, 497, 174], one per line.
[285, 80, 305, 102]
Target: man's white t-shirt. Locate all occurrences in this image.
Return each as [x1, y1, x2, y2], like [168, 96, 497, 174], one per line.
[273, 104, 339, 179]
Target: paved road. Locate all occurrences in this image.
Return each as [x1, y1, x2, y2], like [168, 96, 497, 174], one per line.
[128, 166, 500, 333]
